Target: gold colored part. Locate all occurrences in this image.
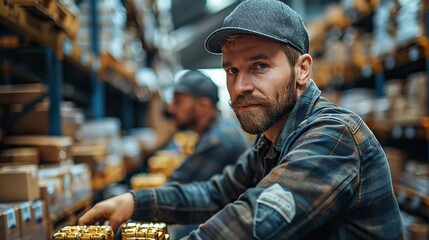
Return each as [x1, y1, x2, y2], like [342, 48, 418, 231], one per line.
[52, 225, 114, 240]
[121, 222, 169, 240]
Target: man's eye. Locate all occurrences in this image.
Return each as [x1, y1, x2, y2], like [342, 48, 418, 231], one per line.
[227, 68, 238, 74]
[256, 63, 268, 69]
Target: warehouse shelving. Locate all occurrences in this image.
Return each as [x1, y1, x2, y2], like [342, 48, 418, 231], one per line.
[322, 4, 429, 138]
[0, 0, 143, 135]
[0, 0, 153, 236]
[48, 192, 92, 236]
[322, 2, 429, 224]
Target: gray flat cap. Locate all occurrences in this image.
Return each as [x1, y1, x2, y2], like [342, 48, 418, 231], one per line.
[205, 0, 309, 54]
[173, 70, 219, 104]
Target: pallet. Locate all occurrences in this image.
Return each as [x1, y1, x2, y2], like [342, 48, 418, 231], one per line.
[55, 0, 78, 39]
[9, 0, 78, 39]
[9, 0, 58, 23]
[99, 52, 137, 91]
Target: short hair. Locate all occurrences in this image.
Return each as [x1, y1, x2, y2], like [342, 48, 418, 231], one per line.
[221, 34, 301, 68]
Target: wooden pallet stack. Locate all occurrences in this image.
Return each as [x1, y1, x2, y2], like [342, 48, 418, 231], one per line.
[10, 0, 78, 39]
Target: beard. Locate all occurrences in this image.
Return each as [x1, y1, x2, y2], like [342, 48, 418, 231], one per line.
[175, 106, 198, 131]
[230, 74, 298, 134]
[177, 122, 193, 131]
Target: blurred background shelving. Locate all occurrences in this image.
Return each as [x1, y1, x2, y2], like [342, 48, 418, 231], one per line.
[309, 2, 429, 238]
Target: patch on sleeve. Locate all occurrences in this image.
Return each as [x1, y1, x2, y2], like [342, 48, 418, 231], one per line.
[253, 184, 296, 239]
[257, 183, 296, 223]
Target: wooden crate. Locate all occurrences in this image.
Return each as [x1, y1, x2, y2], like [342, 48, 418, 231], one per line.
[56, 0, 78, 39]
[10, 0, 78, 39]
[10, 0, 58, 22]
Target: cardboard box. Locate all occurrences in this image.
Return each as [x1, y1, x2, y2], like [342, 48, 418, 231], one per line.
[0, 202, 34, 240]
[75, 118, 121, 141]
[72, 140, 108, 173]
[410, 222, 429, 240]
[0, 148, 39, 165]
[30, 200, 48, 240]
[39, 183, 56, 218]
[4, 136, 73, 163]
[0, 201, 49, 240]
[9, 101, 84, 138]
[70, 163, 92, 195]
[0, 164, 40, 201]
[39, 163, 72, 206]
[0, 207, 20, 240]
[0, 84, 47, 105]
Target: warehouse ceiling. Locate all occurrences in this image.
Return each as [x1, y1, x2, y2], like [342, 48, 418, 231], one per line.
[169, 0, 240, 69]
[169, 0, 340, 69]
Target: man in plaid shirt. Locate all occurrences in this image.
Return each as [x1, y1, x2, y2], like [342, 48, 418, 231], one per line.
[80, 0, 405, 239]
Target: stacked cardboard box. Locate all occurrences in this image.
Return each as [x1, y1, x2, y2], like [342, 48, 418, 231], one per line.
[76, 0, 127, 60]
[74, 118, 127, 190]
[0, 164, 40, 202]
[0, 148, 39, 165]
[0, 164, 49, 239]
[0, 207, 20, 240]
[4, 136, 73, 163]
[8, 101, 84, 138]
[0, 201, 47, 240]
[0, 84, 47, 105]
[405, 72, 427, 120]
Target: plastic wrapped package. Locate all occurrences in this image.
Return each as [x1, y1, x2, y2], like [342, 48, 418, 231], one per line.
[339, 88, 376, 119]
[371, 0, 396, 57]
[395, 0, 423, 45]
[405, 72, 427, 119]
[76, 0, 126, 59]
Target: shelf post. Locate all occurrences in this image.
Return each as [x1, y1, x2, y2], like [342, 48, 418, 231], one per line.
[375, 73, 385, 97]
[122, 94, 133, 133]
[90, 0, 104, 118]
[45, 47, 62, 136]
[424, 10, 429, 123]
[425, 10, 429, 163]
[1, 60, 12, 85]
[90, 74, 104, 118]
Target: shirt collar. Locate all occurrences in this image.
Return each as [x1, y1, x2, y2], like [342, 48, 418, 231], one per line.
[273, 79, 321, 150]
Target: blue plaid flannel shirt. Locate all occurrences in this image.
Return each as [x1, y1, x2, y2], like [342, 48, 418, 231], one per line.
[131, 80, 405, 239]
[168, 116, 248, 183]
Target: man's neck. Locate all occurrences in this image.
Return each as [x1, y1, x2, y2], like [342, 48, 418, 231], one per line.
[263, 114, 289, 142]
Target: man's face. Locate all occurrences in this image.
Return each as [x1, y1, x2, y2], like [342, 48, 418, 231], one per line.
[222, 35, 298, 134]
[167, 92, 198, 130]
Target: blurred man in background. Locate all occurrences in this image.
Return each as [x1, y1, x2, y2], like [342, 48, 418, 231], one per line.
[165, 69, 248, 184]
[157, 69, 248, 239]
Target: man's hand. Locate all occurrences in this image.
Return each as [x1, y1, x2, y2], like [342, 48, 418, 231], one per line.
[78, 192, 135, 231]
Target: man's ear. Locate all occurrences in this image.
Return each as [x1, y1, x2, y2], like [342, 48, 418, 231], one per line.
[296, 54, 312, 86]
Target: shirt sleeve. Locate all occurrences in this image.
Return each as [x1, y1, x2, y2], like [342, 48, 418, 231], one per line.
[187, 118, 361, 239]
[130, 147, 257, 224]
[169, 142, 244, 183]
